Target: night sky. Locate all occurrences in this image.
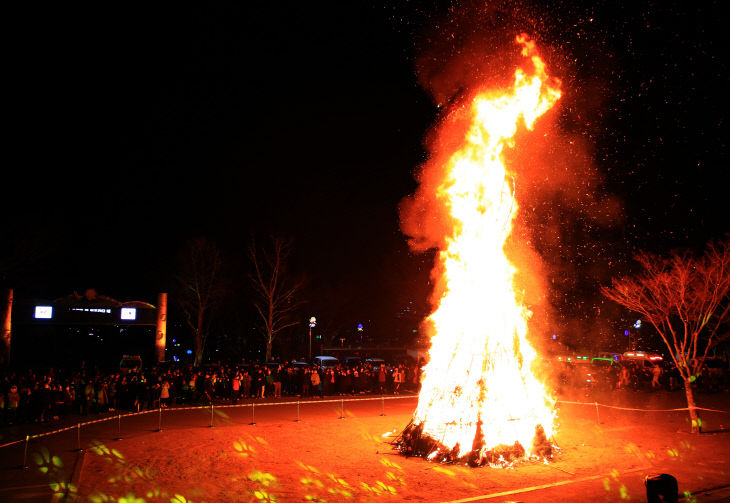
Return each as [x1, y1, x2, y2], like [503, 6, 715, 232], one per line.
[5, 1, 728, 348]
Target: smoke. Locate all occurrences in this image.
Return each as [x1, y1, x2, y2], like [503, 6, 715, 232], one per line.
[399, 0, 623, 351]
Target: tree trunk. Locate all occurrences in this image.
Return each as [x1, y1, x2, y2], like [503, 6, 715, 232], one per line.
[684, 378, 702, 433]
[265, 337, 273, 362]
[194, 309, 205, 367]
[194, 329, 204, 367]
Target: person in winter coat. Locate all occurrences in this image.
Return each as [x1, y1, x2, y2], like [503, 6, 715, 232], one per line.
[38, 382, 53, 422]
[97, 381, 109, 412]
[273, 367, 283, 398]
[160, 379, 171, 408]
[242, 371, 252, 398]
[393, 366, 404, 395]
[83, 380, 96, 415]
[310, 368, 323, 398]
[7, 385, 20, 424]
[231, 372, 241, 404]
[265, 369, 274, 397]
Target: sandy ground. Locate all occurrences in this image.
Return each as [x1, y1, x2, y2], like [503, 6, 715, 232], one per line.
[58, 389, 730, 503]
[2, 389, 730, 502]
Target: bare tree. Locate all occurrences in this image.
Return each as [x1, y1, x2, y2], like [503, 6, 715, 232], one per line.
[601, 239, 730, 433]
[249, 235, 304, 362]
[176, 237, 225, 367]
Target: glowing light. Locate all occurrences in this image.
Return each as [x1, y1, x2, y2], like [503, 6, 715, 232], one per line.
[402, 34, 561, 466]
[34, 306, 53, 319]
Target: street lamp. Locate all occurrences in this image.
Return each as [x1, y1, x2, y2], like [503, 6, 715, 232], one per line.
[309, 316, 316, 362]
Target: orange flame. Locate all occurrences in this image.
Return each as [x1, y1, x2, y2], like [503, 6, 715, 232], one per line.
[407, 35, 561, 465]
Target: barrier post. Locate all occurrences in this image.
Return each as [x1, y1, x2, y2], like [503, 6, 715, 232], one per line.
[75, 423, 82, 452]
[594, 402, 600, 424]
[21, 435, 30, 469]
[114, 414, 123, 440]
[294, 401, 301, 422]
[209, 403, 214, 428]
[249, 403, 256, 425]
[380, 395, 386, 416]
[155, 406, 163, 432]
[339, 399, 345, 419]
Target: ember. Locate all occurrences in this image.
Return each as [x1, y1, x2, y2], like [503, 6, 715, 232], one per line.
[395, 35, 561, 467]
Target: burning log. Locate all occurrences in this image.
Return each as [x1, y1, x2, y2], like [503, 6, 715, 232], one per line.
[394, 420, 553, 467]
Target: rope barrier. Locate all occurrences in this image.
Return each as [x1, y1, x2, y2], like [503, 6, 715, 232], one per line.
[0, 395, 416, 449]
[2, 394, 728, 451]
[556, 399, 730, 414]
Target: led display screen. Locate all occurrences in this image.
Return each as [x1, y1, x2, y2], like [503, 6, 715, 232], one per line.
[34, 306, 53, 319]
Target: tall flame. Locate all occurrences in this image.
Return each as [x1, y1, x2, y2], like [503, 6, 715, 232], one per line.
[399, 35, 561, 466]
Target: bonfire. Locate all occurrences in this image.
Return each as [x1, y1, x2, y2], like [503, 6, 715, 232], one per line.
[395, 35, 561, 467]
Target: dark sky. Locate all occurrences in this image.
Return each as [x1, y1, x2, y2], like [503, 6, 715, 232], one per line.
[5, 1, 728, 341]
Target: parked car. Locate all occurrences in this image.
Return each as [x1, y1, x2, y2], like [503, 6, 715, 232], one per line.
[312, 356, 339, 369]
[591, 357, 618, 367]
[286, 360, 311, 371]
[343, 356, 362, 368]
[623, 351, 663, 363]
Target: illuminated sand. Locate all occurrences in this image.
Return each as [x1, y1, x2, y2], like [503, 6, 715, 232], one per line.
[68, 393, 730, 502]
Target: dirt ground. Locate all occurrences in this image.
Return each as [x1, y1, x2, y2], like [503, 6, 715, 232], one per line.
[66, 390, 730, 503]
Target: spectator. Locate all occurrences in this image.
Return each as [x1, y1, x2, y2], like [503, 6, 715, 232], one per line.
[231, 372, 241, 404]
[377, 364, 388, 394]
[323, 368, 335, 396]
[242, 370, 252, 399]
[299, 369, 312, 396]
[63, 384, 75, 417]
[7, 384, 20, 424]
[393, 366, 404, 395]
[160, 379, 171, 408]
[38, 381, 53, 422]
[651, 364, 662, 389]
[310, 367, 322, 398]
[83, 379, 95, 415]
[97, 380, 109, 413]
[203, 374, 215, 403]
[187, 373, 198, 402]
[339, 369, 353, 395]
[254, 367, 265, 398]
[265, 369, 274, 397]
[273, 367, 283, 398]
[618, 365, 631, 390]
[108, 377, 118, 411]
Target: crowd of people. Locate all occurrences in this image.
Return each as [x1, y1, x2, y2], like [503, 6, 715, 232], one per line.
[0, 359, 422, 427]
[2, 354, 728, 428]
[553, 356, 730, 395]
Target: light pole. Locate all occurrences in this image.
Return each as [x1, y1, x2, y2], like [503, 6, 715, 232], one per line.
[309, 316, 316, 362]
